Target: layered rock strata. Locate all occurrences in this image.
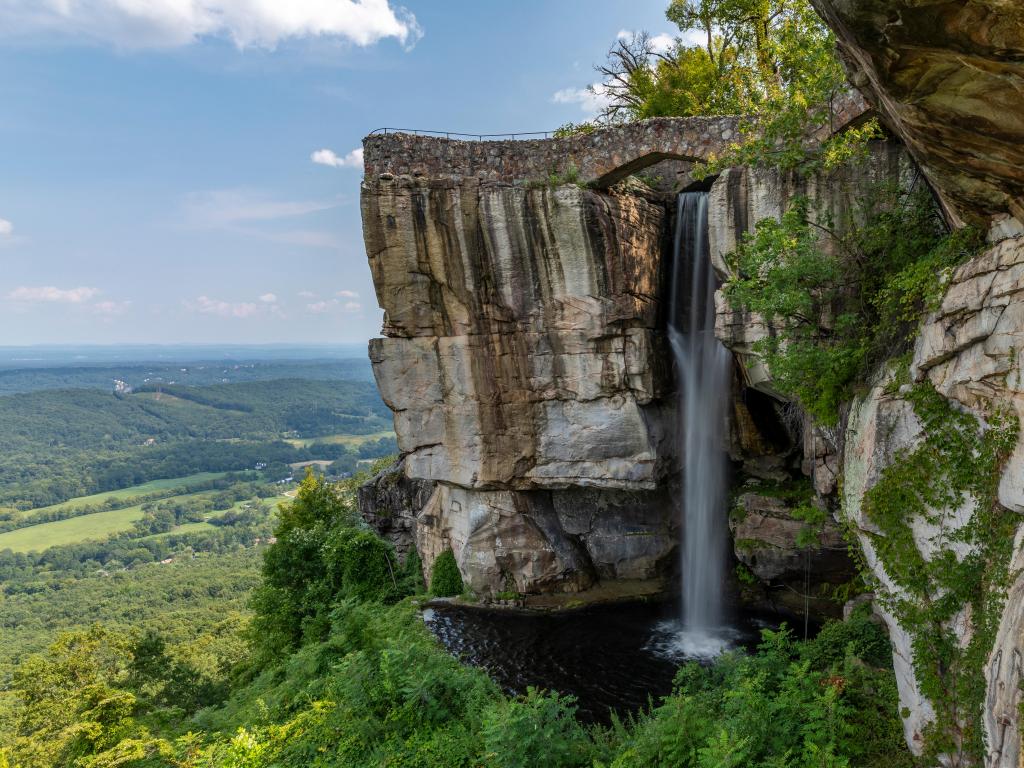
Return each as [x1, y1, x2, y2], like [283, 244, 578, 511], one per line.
[362, 173, 677, 594]
[810, 0, 1024, 226]
[800, 2, 1024, 761]
[843, 235, 1024, 763]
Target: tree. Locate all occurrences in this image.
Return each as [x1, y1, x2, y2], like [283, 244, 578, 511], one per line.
[595, 0, 868, 173]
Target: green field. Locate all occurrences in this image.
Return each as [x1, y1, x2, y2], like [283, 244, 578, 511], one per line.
[0, 504, 150, 552]
[17, 472, 230, 519]
[1, 489, 294, 553]
[283, 430, 394, 448]
[143, 521, 217, 539]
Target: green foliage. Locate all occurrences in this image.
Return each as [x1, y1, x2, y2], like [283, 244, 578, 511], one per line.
[2, 450, 916, 768]
[250, 470, 411, 659]
[0, 547, 259, 683]
[482, 688, 594, 768]
[599, 1, 865, 173]
[855, 380, 1019, 762]
[547, 163, 583, 187]
[723, 184, 981, 423]
[552, 121, 597, 138]
[0, 377, 391, 509]
[606, 614, 909, 768]
[429, 549, 464, 597]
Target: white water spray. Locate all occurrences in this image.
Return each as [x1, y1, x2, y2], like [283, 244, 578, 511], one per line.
[666, 191, 733, 656]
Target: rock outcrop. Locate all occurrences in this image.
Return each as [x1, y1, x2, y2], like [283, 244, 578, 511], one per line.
[710, 140, 916, 397]
[841, 234, 1024, 763]
[365, 180, 669, 492]
[358, 458, 435, 563]
[810, 0, 1024, 226]
[730, 488, 852, 618]
[362, 167, 680, 595]
[793, 3, 1024, 762]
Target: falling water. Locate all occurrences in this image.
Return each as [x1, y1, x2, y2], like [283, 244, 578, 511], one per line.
[667, 191, 733, 656]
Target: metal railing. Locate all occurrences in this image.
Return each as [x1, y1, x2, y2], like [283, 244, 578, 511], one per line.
[367, 127, 556, 141]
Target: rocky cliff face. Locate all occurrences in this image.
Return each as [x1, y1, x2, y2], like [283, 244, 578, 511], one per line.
[809, 0, 1024, 227]
[842, 234, 1024, 762]
[803, 2, 1024, 762]
[362, 172, 678, 594]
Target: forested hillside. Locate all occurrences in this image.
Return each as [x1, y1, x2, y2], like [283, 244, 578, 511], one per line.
[0, 379, 393, 508]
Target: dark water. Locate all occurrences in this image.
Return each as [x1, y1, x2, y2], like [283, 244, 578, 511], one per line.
[423, 600, 778, 723]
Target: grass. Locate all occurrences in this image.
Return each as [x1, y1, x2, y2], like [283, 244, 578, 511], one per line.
[143, 521, 217, 540]
[0, 486, 293, 553]
[0, 504, 150, 552]
[17, 472, 230, 519]
[282, 430, 394, 449]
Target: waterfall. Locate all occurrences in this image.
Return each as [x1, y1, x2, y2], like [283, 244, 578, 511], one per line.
[668, 191, 732, 650]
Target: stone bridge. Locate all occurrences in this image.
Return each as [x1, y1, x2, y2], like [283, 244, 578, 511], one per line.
[361, 91, 869, 187]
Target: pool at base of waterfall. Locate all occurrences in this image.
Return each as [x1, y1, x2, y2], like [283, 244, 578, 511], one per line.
[422, 600, 786, 723]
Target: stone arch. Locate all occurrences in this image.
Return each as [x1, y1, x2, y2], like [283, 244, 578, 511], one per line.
[590, 150, 704, 188]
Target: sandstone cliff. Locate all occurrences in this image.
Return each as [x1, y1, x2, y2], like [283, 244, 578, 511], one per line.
[361, 169, 680, 595]
[807, 1, 1024, 762]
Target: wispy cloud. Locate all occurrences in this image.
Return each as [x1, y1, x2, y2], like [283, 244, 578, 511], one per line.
[311, 147, 363, 169]
[306, 298, 361, 314]
[0, 0, 423, 51]
[0, 218, 12, 238]
[307, 300, 334, 314]
[8, 285, 99, 303]
[182, 188, 338, 228]
[337, 289, 359, 298]
[552, 83, 613, 117]
[259, 293, 278, 303]
[185, 295, 259, 318]
[93, 300, 131, 316]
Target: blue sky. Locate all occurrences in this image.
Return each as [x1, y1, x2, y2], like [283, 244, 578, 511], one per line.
[0, 0, 674, 345]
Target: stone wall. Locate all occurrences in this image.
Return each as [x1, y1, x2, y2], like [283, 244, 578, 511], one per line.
[361, 91, 867, 188]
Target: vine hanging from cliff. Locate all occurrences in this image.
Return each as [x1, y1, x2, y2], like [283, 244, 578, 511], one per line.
[857, 379, 1019, 763]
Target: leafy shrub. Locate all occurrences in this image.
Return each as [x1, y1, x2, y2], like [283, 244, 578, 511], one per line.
[481, 688, 594, 768]
[724, 184, 980, 423]
[429, 549, 464, 597]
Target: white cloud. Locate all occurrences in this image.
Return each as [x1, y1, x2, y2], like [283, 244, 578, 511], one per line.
[182, 188, 337, 228]
[649, 32, 677, 54]
[336, 289, 358, 298]
[0, 0, 422, 51]
[259, 292, 278, 303]
[306, 298, 361, 314]
[298, 290, 316, 298]
[552, 83, 613, 117]
[307, 299, 335, 314]
[92, 300, 131, 316]
[187, 295, 259, 318]
[8, 285, 99, 303]
[0, 218, 12, 237]
[616, 29, 678, 55]
[312, 147, 363, 169]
